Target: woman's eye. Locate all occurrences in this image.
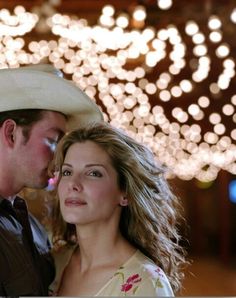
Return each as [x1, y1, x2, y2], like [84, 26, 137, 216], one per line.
[88, 171, 102, 177]
[62, 169, 71, 176]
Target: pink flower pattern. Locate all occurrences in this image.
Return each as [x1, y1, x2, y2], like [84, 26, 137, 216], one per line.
[121, 273, 142, 293]
[155, 267, 165, 278]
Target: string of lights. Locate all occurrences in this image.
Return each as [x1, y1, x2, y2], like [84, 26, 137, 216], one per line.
[0, 0, 236, 182]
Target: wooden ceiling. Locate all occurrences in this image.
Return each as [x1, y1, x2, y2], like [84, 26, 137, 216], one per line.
[0, 0, 234, 21]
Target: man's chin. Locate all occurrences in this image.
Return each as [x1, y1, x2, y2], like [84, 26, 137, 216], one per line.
[32, 182, 48, 190]
[35, 177, 50, 190]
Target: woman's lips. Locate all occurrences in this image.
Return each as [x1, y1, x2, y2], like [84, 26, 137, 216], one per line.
[64, 198, 87, 207]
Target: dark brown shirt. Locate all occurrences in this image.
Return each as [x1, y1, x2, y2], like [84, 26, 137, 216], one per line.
[0, 196, 55, 296]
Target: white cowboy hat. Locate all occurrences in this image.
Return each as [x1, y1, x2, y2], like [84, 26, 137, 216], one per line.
[0, 64, 103, 130]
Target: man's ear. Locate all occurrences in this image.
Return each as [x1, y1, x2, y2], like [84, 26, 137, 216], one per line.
[1, 119, 17, 147]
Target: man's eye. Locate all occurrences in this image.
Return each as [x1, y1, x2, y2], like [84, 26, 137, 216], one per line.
[62, 169, 71, 176]
[44, 138, 58, 152]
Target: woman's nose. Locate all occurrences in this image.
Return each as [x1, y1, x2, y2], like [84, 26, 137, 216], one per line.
[68, 178, 82, 192]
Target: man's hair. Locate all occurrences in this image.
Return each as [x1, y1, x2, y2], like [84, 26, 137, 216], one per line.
[0, 109, 44, 142]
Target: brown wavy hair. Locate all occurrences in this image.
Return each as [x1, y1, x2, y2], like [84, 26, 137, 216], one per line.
[52, 121, 187, 293]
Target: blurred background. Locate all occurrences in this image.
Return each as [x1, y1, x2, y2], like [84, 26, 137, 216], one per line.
[3, 0, 236, 295]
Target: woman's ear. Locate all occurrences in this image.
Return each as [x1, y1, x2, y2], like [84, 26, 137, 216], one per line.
[1, 119, 17, 147]
[119, 197, 128, 206]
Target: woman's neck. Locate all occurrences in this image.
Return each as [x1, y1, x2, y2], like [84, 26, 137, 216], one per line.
[75, 224, 135, 273]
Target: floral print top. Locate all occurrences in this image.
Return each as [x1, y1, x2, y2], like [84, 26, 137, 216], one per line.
[95, 250, 174, 296]
[50, 247, 174, 296]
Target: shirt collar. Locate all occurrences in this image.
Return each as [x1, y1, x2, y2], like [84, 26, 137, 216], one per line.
[0, 195, 16, 205]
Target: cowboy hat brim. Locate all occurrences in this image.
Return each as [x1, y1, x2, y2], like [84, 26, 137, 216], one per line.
[0, 66, 103, 130]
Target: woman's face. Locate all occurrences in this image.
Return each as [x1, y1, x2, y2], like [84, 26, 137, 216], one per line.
[58, 140, 126, 226]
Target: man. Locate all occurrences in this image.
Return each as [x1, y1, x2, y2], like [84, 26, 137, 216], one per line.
[0, 64, 103, 296]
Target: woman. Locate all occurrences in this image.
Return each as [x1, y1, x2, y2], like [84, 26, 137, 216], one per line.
[50, 122, 187, 296]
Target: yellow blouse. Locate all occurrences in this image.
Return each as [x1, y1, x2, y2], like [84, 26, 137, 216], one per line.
[50, 246, 174, 296]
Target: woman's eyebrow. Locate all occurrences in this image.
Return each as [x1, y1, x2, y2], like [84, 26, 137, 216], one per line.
[61, 163, 72, 167]
[85, 164, 106, 168]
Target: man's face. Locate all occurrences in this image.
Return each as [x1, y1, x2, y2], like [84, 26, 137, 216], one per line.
[15, 111, 66, 190]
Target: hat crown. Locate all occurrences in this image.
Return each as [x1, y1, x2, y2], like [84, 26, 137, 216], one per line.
[0, 64, 103, 129]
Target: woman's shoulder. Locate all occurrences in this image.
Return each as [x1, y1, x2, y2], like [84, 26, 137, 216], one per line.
[119, 250, 174, 296]
[52, 243, 77, 276]
[49, 243, 77, 295]
[134, 250, 167, 277]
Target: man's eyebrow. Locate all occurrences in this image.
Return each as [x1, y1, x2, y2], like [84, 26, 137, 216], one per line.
[50, 128, 65, 139]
